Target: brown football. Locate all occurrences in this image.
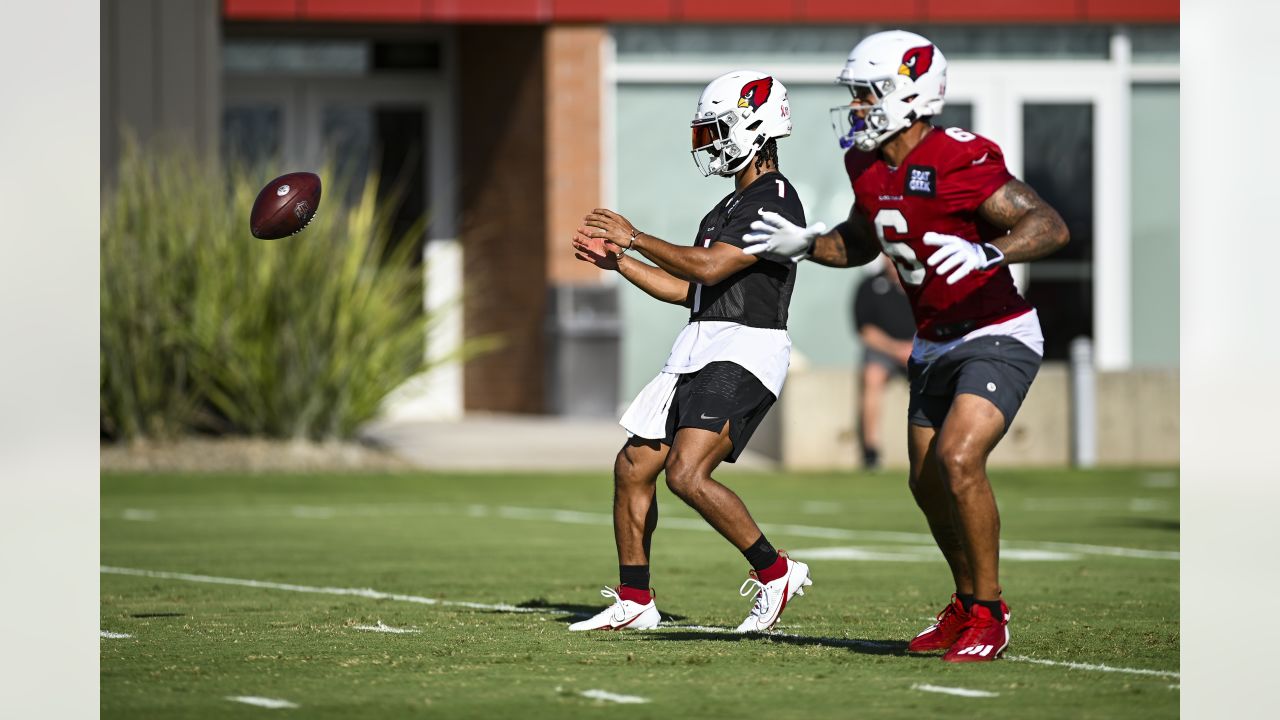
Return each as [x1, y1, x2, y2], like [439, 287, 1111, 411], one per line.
[249, 172, 322, 239]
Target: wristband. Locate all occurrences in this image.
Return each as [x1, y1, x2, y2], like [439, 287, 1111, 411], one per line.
[979, 243, 1005, 267]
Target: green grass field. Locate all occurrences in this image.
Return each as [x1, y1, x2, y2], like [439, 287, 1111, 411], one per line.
[101, 468, 1179, 718]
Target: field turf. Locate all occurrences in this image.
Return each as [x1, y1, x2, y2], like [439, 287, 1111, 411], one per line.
[101, 468, 1179, 718]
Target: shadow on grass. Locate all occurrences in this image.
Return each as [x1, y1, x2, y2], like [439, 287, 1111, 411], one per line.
[1102, 517, 1180, 532]
[515, 599, 690, 623]
[640, 629, 912, 657]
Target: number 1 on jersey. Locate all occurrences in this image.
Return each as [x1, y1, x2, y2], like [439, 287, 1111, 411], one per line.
[872, 208, 925, 285]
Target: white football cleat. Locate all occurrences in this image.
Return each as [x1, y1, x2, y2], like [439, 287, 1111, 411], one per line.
[568, 586, 661, 631]
[734, 555, 812, 633]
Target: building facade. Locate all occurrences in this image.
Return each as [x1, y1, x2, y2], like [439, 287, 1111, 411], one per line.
[102, 1, 1179, 425]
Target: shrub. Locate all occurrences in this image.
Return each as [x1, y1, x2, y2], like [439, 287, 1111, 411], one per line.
[101, 141, 452, 441]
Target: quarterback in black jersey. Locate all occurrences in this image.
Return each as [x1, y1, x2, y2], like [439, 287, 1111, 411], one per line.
[567, 71, 813, 634]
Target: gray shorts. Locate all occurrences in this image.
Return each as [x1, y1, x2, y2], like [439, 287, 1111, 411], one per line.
[863, 347, 907, 377]
[907, 335, 1041, 433]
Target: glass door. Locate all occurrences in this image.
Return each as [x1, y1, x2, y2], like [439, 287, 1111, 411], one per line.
[946, 61, 1127, 364]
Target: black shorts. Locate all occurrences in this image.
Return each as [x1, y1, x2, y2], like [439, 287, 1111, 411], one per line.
[664, 361, 776, 463]
[907, 335, 1041, 433]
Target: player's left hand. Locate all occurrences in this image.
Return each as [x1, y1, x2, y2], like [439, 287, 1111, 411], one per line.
[742, 211, 827, 263]
[923, 232, 1005, 285]
[583, 208, 641, 251]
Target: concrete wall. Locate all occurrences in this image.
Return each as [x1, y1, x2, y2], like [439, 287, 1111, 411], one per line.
[1096, 368, 1180, 465]
[778, 364, 1177, 470]
[101, 0, 221, 179]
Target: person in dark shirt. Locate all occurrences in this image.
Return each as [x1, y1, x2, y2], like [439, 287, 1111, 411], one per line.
[567, 70, 812, 635]
[853, 257, 915, 469]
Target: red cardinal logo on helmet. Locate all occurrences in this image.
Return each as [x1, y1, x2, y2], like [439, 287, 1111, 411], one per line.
[898, 45, 935, 81]
[738, 77, 774, 111]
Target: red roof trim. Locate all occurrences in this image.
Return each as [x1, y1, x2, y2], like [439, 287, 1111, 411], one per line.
[223, 0, 1177, 24]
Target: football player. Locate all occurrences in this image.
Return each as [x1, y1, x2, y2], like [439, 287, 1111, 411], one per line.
[569, 70, 812, 633]
[742, 31, 1069, 662]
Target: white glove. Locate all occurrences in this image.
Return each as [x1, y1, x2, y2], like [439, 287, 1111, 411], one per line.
[742, 210, 828, 263]
[923, 231, 1005, 285]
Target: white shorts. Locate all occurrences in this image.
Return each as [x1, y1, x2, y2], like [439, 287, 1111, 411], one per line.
[618, 371, 680, 440]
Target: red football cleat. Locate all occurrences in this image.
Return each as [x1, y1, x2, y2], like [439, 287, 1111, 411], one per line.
[942, 601, 1010, 663]
[908, 594, 970, 652]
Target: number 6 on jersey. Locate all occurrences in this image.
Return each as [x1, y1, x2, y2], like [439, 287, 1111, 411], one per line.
[873, 208, 925, 285]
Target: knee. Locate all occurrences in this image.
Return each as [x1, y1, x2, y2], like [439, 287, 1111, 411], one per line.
[935, 441, 985, 493]
[613, 448, 649, 489]
[663, 456, 702, 501]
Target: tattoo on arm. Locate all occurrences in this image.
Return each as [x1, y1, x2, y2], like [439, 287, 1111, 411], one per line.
[979, 179, 1070, 264]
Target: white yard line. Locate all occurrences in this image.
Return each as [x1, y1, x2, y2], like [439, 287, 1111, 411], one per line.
[121, 509, 157, 521]
[788, 546, 1083, 562]
[912, 684, 998, 698]
[491, 505, 1178, 561]
[102, 566, 1177, 681]
[101, 502, 1178, 561]
[226, 696, 299, 709]
[1005, 655, 1179, 679]
[574, 688, 650, 704]
[353, 621, 420, 634]
[100, 566, 565, 614]
[290, 506, 337, 519]
[100, 630, 131, 639]
[1020, 497, 1173, 512]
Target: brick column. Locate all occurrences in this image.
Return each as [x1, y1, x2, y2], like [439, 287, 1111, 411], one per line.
[458, 26, 548, 413]
[544, 25, 607, 284]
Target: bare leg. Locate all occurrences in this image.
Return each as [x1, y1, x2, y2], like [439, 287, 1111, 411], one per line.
[613, 438, 669, 566]
[663, 424, 762, 550]
[908, 423, 974, 595]
[934, 394, 1008, 601]
[860, 363, 890, 463]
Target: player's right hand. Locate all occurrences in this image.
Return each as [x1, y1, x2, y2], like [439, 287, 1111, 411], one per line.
[572, 229, 619, 271]
[742, 211, 827, 263]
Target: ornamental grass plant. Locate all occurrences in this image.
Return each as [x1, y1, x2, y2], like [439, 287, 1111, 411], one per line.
[101, 141, 451, 441]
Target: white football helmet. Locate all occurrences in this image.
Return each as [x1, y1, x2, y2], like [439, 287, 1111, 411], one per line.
[831, 30, 948, 152]
[691, 70, 792, 177]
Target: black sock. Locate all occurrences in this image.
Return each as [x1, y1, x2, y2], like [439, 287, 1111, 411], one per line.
[977, 599, 1004, 620]
[957, 593, 976, 612]
[742, 534, 780, 573]
[619, 565, 649, 590]
[863, 447, 880, 469]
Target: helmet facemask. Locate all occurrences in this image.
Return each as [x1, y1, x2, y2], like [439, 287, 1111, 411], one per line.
[830, 77, 920, 152]
[831, 32, 948, 152]
[691, 110, 766, 177]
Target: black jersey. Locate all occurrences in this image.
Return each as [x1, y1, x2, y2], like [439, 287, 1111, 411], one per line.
[689, 171, 806, 330]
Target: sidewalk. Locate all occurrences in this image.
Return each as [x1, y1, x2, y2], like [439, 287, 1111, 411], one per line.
[361, 413, 778, 472]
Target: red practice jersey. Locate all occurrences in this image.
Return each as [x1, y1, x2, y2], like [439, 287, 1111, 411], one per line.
[846, 126, 1032, 341]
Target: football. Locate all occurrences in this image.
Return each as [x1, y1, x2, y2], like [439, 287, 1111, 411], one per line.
[249, 172, 322, 239]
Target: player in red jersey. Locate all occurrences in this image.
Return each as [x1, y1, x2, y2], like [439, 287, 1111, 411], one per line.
[742, 30, 1069, 662]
